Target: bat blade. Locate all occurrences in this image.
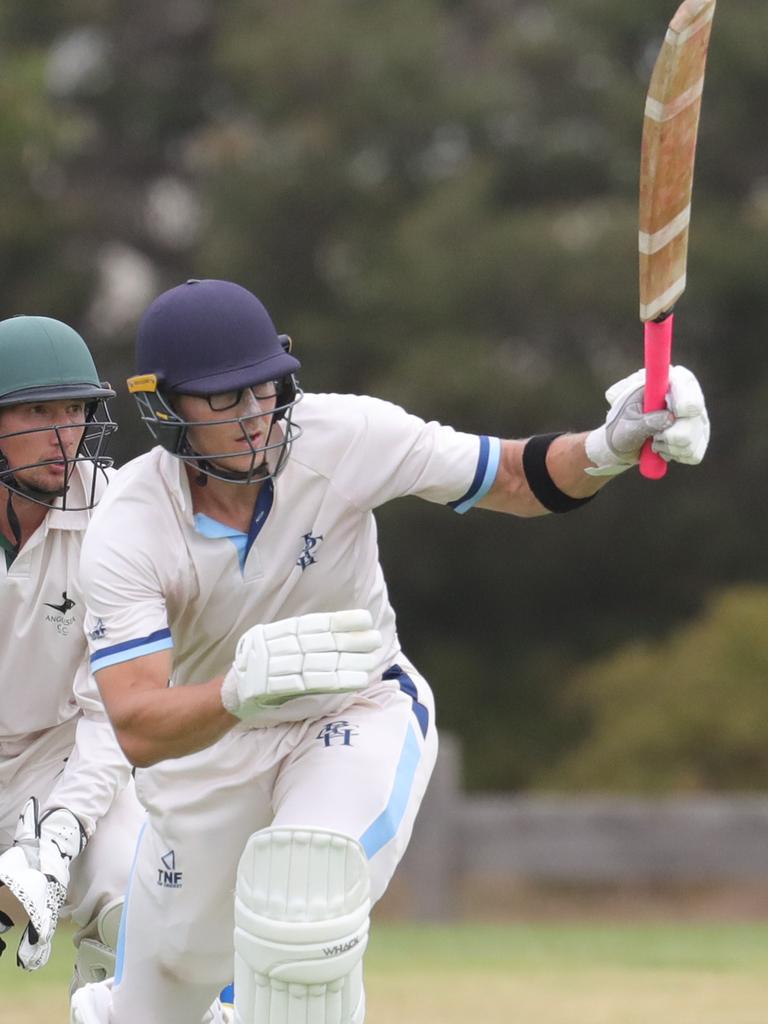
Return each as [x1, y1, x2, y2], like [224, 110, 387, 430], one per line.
[639, 0, 715, 321]
[638, 0, 715, 479]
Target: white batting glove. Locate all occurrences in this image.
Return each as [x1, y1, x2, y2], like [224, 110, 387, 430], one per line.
[0, 798, 86, 970]
[585, 365, 709, 475]
[221, 609, 382, 722]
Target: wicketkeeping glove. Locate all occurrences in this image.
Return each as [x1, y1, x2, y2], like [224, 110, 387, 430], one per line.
[0, 797, 86, 970]
[221, 609, 382, 721]
[585, 365, 709, 475]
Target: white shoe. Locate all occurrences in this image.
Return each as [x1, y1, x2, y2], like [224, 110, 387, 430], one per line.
[70, 979, 113, 1024]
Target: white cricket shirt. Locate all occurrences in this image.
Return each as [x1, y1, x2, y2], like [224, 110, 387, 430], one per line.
[81, 394, 501, 706]
[0, 467, 101, 747]
[0, 465, 135, 836]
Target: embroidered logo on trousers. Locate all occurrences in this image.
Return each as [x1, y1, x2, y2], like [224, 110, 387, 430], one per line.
[157, 849, 183, 888]
[317, 720, 358, 747]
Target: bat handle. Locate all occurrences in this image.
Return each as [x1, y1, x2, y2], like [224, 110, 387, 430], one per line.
[639, 314, 673, 479]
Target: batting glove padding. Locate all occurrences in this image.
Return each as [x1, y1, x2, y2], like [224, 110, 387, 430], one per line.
[221, 609, 382, 721]
[585, 365, 709, 475]
[0, 798, 86, 970]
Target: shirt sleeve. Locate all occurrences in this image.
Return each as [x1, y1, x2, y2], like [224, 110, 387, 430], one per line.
[41, 661, 133, 837]
[334, 396, 501, 513]
[79, 517, 174, 674]
[42, 711, 133, 839]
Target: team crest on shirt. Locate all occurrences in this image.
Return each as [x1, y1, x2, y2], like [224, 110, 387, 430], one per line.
[157, 849, 183, 889]
[43, 590, 78, 637]
[297, 532, 324, 571]
[317, 720, 358, 747]
[44, 590, 76, 614]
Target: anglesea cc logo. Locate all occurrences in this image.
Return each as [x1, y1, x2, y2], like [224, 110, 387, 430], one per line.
[44, 591, 76, 614]
[44, 590, 77, 636]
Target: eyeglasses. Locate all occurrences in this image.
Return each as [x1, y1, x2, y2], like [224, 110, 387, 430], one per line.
[205, 383, 279, 412]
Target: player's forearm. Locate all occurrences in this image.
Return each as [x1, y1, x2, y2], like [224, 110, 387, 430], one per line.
[544, 432, 612, 499]
[103, 677, 236, 768]
[477, 435, 608, 516]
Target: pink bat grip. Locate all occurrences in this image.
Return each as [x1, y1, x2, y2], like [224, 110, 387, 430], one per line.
[639, 313, 673, 479]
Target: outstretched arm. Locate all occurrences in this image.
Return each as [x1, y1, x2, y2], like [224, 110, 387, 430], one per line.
[478, 365, 709, 517]
[477, 432, 605, 517]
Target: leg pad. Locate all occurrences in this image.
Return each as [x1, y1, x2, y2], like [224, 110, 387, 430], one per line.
[234, 828, 370, 1024]
[72, 897, 123, 990]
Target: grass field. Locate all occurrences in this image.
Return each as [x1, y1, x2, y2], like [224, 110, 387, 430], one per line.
[2, 920, 768, 1023]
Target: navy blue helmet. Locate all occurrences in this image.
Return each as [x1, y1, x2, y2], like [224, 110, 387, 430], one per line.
[128, 279, 302, 483]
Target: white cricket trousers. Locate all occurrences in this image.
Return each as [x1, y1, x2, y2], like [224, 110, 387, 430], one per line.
[0, 720, 145, 933]
[112, 668, 437, 1024]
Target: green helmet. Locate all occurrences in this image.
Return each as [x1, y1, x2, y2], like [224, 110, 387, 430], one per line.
[0, 316, 116, 514]
[0, 316, 114, 406]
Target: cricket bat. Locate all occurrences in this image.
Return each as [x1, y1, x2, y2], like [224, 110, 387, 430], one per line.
[638, 0, 716, 479]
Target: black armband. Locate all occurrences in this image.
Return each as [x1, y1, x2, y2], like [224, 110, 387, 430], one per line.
[522, 433, 596, 514]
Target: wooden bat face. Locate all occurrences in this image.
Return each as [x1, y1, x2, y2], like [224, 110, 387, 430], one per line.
[639, 0, 716, 322]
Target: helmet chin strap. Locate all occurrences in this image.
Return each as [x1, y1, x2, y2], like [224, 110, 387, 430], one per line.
[4, 490, 22, 558]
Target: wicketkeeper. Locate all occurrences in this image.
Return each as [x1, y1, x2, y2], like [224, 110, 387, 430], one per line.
[0, 316, 144, 988]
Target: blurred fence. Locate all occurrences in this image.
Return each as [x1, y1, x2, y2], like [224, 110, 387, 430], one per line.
[384, 735, 768, 920]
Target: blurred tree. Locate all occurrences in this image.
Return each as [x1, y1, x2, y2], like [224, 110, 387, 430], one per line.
[543, 586, 768, 792]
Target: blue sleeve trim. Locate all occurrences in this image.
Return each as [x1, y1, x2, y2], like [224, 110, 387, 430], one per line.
[448, 436, 502, 514]
[90, 628, 173, 671]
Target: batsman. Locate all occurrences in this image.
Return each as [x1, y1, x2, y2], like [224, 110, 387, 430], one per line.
[70, 275, 708, 1024]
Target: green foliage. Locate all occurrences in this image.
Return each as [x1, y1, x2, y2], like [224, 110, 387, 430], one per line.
[544, 587, 768, 792]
